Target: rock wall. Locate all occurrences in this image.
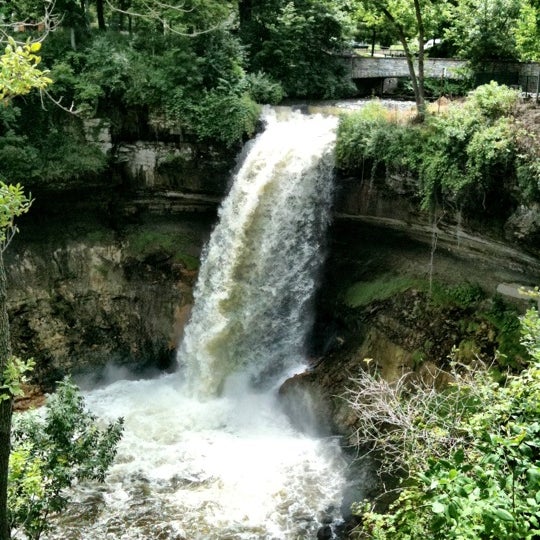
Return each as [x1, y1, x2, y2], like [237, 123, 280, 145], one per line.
[6, 214, 214, 389]
[280, 173, 540, 443]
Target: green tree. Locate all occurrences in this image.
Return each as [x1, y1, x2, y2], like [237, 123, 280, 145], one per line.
[444, 0, 522, 66]
[515, 0, 540, 61]
[240, 0, 356, 99]
[0, 37, 51, 540]
[107, 0, 235, 35]
[359, 0, 451, 120]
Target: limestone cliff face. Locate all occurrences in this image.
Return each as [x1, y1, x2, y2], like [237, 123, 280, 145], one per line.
[7, 130, 540, 422]
[281, 177, 540, 440]
[6, 216, 212, 388]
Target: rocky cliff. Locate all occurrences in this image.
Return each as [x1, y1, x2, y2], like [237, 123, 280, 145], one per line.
[8, 126, 540, 417]
[6, 208, 215, 389]
[279, 169, 540, 445]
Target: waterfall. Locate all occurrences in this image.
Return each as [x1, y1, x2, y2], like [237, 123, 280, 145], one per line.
[178, 109, 338, 396]
[45, 108, 348, 540]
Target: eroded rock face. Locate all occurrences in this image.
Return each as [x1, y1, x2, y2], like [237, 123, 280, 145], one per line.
[505, 204, 540, 247]
[280, 216, 540, 443]
[6, 216, 212, 388]
[115, 141, 232, 194]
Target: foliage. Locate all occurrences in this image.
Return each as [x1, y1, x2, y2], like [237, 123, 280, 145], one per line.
[9, 379, 124, 540]
[0, 357, 35, 402]
[245, 72, 284, 105]
[430, 282, 485, 309]
[42, 30, 261, 147]
[0, 182, 32, 250]
[467, 81, 520, 119]
[444, 0, 522, 65]
[335, 101, 424, 175]
[336, 83, 528, 216]
[349, 305, 540, 540]
[0, 39, 52, 102]
[126, 229, 200, 270]
[397, 77, 474, 100]
[0, 113, 107, 188]
[515, 1, 540, 61]
[164, 87, 260, 146]
[241, 0, 356, 99]
[0, 31, 52, 540]
[514, 114, 540, 202]
[344, 275, 422, 308]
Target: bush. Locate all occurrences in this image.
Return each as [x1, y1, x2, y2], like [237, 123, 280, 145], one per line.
[336, 83, 529, 215]
[348, 304, 540, 540]
[466, 81, 520, 119]
[9, 379, 124, 540]
[336, 102, 425, 176]
[245, 71, 284, 104]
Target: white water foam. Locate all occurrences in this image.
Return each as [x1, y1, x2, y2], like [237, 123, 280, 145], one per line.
[46, 374, 347, 539]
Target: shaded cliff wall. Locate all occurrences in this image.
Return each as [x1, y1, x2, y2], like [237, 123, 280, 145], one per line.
[280, 169, 540, 443]
[6, 208, 217, 388]
[5, 115, 239, 389]
[7, 123, 540, 401]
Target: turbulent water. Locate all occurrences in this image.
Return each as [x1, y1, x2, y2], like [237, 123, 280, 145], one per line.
[47, 110, 347, 540]
[178, 110, 338, 397]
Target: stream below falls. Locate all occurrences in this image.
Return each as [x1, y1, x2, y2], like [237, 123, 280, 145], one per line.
[49, 374, 348, 539]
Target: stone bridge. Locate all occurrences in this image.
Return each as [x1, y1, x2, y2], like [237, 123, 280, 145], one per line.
[347, 57, 467, 79]
[342, 56, 540, 95]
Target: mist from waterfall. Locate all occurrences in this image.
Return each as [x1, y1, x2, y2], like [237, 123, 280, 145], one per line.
[178, 109, 338, 397]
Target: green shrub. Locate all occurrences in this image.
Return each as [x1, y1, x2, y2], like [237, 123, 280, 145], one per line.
[245, 71, 284, 104]
[466, 81, 520, 119]
[350, 305, 540, 540]
[336, 103, 425, 176]
[9, 379, 123, 540]
[431, 282, 485, 308]
[336, 83, 529, 215]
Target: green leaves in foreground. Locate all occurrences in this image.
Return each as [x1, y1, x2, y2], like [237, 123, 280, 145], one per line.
[352, 306, 540, 539]
[8, 379, 124, 540]
[0, 181, 32, 251]
[0, 39, 52, 103]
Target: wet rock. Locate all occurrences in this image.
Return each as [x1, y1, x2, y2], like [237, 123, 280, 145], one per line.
[278, 372, 334, 436]
[505, 204, 540, 250]
[317, 524, 333, 539]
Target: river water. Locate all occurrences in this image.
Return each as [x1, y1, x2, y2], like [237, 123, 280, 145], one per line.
[47, 110, 349, 539]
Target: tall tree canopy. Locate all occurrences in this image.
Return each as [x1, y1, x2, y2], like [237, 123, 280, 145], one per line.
[0, 37, 51, 540]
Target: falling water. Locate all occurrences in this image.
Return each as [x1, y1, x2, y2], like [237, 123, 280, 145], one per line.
[178, 109, 338, 397]
[46, 109, 347, 540]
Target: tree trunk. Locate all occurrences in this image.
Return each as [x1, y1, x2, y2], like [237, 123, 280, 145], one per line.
[400, 34, 423, 118]
[0, 253, 12, 540]
[413, 0, 426, 120]
[70, 26, 77, 50]
[96, 0, 106, 31]
[380, 5, 425, 121]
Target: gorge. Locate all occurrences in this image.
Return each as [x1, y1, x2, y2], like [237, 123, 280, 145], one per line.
[7, 101, 540, 538]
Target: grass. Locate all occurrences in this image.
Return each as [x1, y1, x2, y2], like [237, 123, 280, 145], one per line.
[125, 230, 200, 271]
[343, 275, 423, 307]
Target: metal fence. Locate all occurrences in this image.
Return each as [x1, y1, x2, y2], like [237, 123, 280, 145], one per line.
[519, 74, 540, 100]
